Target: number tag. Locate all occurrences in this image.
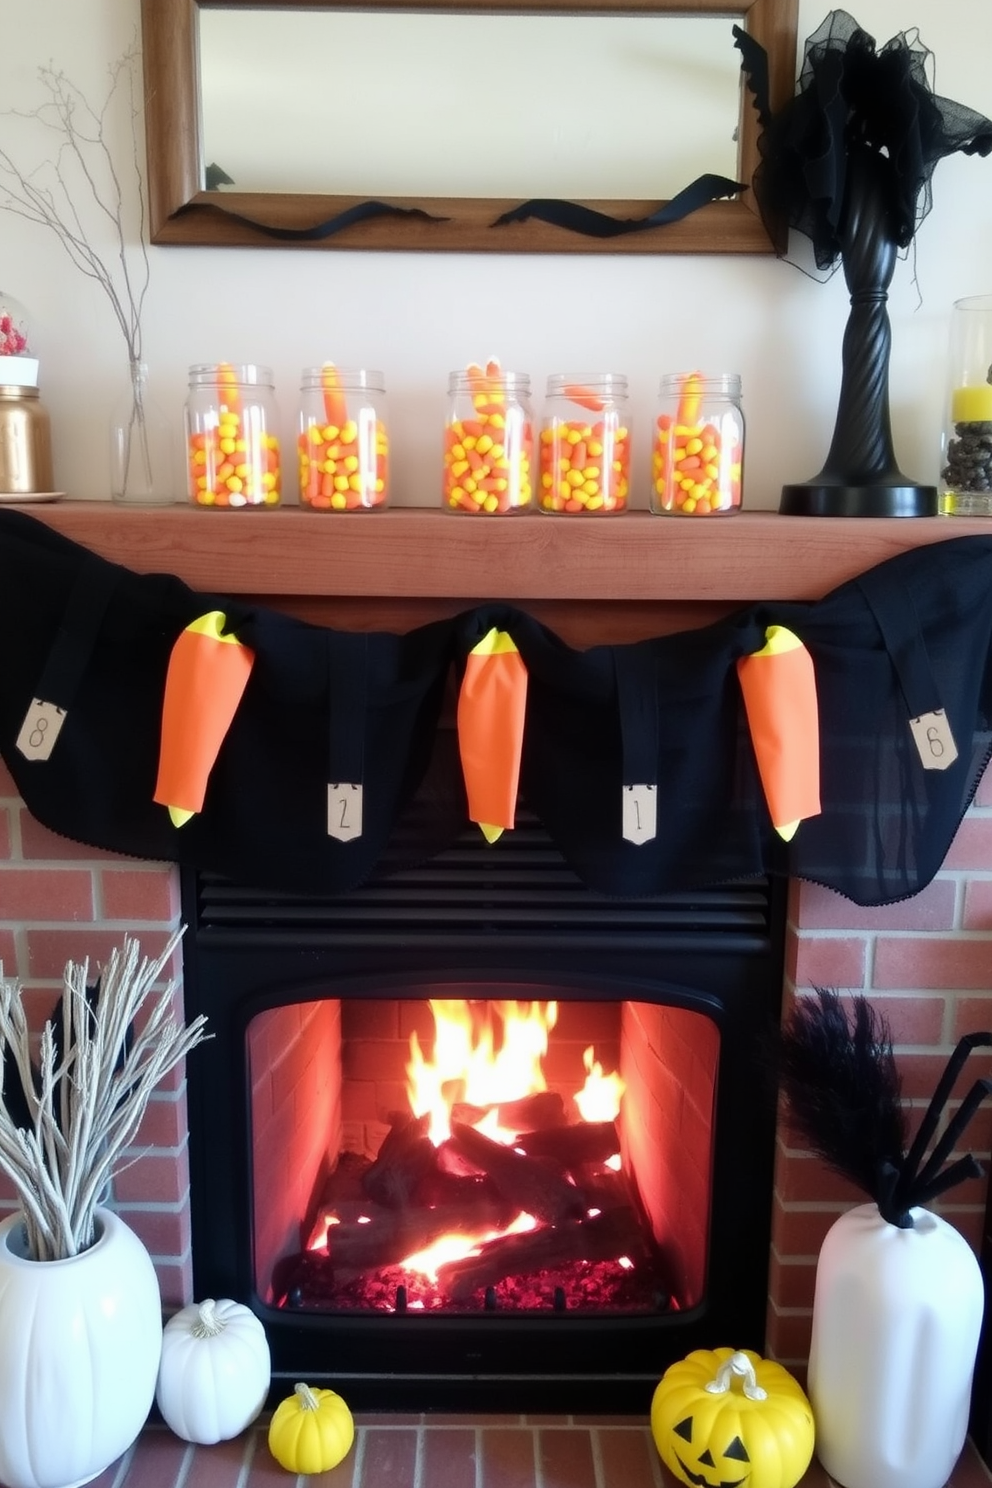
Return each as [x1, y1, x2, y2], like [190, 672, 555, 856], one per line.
[909, 709, 958, 772]
[16, 699, 66, 761]
[622, 783, 657, 844]
[327, 782, 363, 841]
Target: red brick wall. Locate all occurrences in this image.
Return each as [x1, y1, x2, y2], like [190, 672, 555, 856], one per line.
[0, 758, 188, 1306]
[766, 763, 992, 1368]
[4, 751, 991, 1367]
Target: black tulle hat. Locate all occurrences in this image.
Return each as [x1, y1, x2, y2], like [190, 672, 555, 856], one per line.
[736, 9, 992, 270]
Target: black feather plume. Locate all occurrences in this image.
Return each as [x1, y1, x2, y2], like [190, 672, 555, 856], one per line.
[778, 989, 992, 1228]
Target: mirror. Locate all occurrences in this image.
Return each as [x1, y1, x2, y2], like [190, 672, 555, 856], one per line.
[141, 0, 799, 253]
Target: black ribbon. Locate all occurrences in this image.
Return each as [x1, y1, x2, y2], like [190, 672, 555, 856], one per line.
[179, 197, 450, 242]
[491, 173, 748, 239]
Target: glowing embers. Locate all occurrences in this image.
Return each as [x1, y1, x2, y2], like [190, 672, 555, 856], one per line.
[274, 999, 675, 1316]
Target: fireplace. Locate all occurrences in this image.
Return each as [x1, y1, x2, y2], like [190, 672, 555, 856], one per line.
[179, 819, 785, 1412]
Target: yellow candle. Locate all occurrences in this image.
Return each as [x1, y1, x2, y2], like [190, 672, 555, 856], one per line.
[952, 384, 992, 422]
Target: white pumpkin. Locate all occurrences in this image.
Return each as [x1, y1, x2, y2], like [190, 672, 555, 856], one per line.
[156, 1297, 271, 1444]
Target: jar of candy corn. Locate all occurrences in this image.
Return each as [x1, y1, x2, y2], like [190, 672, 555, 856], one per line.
[539, 374, 630, 514]
[299, 366, 389, 510]
[185, 363, 281, 508]
[651, 372, 744, 516]
[443, 368, 533, 514]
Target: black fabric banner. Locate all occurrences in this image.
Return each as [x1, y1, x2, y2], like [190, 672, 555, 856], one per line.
[0, 507, 990, 905]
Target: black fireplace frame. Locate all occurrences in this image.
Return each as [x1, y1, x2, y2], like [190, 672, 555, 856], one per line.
[179, 829, 786, 1412]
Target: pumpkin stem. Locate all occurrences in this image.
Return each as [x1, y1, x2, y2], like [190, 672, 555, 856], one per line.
[295, 1382, 320, 1411]
[191, 1298, 226, 1338]
[705, 1351, 768, 1402]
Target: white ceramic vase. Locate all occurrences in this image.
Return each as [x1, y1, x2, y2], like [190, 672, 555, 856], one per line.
[0, 1206, 163, 1488]
[807, 1201, 984, 1488]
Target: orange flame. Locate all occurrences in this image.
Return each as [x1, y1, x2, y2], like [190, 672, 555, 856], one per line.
[574, 1045, 625, 1122]
[407, 999, 559, 1146]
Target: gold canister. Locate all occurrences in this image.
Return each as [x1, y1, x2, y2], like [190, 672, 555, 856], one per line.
[0, 383, 54, 495]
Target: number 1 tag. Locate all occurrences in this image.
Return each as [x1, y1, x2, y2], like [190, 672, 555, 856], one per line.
[327, 783, 363, 841]
[16, 699, 66, 761]
[909, 710, 958, 772]
[622, 783, 657, 844]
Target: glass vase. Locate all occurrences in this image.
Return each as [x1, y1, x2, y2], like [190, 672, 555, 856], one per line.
[110, 360, 175, 505]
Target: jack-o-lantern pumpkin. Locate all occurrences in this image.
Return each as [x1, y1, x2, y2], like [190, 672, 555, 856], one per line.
[651, 1348, 814, 1488]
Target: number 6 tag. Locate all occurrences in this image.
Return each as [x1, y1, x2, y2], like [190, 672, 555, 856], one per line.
[16, 699, 66, 762]
[327, 782, 363, 841]
[908, 710, 958, 772]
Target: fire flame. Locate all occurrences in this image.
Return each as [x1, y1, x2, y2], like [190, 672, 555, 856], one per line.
[407, 999, 559, 1145]
[574, 1046, 626, 1122]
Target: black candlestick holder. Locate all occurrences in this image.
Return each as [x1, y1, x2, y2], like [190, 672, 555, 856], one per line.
[780, 149, 937, 518]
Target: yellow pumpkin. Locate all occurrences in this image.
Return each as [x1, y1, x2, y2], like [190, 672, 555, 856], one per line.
[651, 1348, 814, 1488]
[267, 1381, 354, 1474]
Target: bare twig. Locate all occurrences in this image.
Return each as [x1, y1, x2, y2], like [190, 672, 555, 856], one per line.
[0, 48, 149, 370]
[0, 931, 210, 1260]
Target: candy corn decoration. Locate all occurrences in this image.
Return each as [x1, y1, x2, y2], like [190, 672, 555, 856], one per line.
[736, 625, 820, 842]
[154, 611, 255, 827]
[456, 628, 528, 843]
[321, 361, 348, 428]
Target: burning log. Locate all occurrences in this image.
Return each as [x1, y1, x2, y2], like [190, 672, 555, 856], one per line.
[436, 1206, 650, 1301]
[315, 1191, 513, 1270]
[513, 1120, 619, 1166]
[450, 1091, 566, 1134]
[448, 1119, 587, 1224]
[361, 1112, 437, 1208]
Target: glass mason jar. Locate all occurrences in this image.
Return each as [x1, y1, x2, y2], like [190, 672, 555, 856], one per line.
[185, 363, 281, 508]
[650, 372, 744, 516]
[940, 295, 992, 516]
[538, 374, 631, 514]
[443, 369, 533, 514]
[298, 366, 389, 510]
[0, 382, 54, 495]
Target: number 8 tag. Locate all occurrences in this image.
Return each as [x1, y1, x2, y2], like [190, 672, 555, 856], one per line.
[16, 699, 66, 762]
[327, 782, 363, 841]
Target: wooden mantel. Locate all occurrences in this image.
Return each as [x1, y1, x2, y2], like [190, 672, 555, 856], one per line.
[11, 502, 991, 643]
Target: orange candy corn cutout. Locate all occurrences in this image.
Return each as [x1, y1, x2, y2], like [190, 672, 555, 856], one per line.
[321, 362, 348, 429]
[457, 628, 528, 843]
[736, 625, 820, 841]
[154, 611, 255, 827]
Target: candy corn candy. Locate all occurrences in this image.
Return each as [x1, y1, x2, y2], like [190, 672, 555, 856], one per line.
[456, 628, 528, 842]
[186, 362, 281, 508]
[154, 611, 255, 827]
[736, 625, 820, 841]
[299, 406, 389, 510]
[444, 359, 534, 514]
[651, 371, 743, 516]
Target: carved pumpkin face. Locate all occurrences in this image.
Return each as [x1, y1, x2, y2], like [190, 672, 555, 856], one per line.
[669, 1413, 753, 1487]
[651, 1348, 815, 1488]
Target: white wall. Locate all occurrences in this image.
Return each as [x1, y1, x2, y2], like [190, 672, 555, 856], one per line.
[2, 0, 991, 509]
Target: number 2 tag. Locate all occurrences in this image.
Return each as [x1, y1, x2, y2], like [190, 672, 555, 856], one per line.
[909, 709, 958, 771]
[327, 782, 363, 841]
[16, 699, 66, 762]
[622, 783, 657, 844]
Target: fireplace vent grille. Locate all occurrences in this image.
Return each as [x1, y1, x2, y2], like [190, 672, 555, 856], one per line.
[189, 824, 774, 953]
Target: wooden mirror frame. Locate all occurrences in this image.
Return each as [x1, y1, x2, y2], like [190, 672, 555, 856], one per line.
[140, 0, 798, 253]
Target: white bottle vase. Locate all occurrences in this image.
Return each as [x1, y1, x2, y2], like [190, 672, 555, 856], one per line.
[0, 1206, 163, 1488]
[807, 1201, 984, 1488]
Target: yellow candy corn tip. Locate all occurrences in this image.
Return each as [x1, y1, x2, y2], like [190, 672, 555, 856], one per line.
[470, 628, 519, 657]
[479, 823, 504, 844]
[753, 625, 803, 658]
[186, 610, 240, 645]
[775, 819, 800, 842]
[168, 805, 195, 828]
